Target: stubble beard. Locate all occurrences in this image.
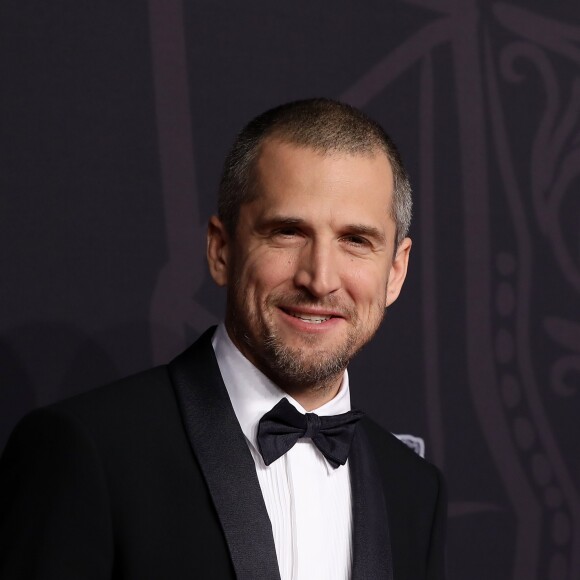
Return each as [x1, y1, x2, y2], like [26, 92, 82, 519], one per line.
[260, 325, 357, 393]
[227, 288, 386, 395]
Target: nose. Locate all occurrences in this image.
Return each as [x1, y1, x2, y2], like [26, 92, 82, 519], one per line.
[293, 240, 342, 298]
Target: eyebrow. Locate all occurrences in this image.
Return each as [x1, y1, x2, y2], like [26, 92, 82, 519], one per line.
[261, 216, 304, 227]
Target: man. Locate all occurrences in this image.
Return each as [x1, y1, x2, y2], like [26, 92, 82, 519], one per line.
[0, 99, 446, 579]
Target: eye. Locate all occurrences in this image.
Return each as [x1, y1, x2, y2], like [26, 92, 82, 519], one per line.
[277, 227, 298, 236]
[273, 226, 301, 238]
[342, 235, 369, 247]
[268, 226, 305, 245]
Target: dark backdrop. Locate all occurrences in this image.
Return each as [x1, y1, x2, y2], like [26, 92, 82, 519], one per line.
[1, 1, 579, 578]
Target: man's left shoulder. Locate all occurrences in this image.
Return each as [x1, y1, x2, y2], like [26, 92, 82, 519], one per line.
[359, 416, 443, 491]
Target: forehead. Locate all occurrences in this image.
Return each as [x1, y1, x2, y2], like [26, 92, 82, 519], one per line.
[251, 139, 394, 212]
[236, 140, 398, 252]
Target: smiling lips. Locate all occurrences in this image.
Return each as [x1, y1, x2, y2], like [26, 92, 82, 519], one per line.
[280, 306, 344, 325]
[289, 312, 332, 324]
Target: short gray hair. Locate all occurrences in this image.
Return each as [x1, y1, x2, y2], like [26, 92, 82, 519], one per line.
[218, 98, 412, 247]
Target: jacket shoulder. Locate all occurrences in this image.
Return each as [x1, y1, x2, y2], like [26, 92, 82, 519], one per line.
[2, 365, 182, 471]
[55, 365, 171, 413]
[360, 416, 443, 493]
[361, 417, 447, 578]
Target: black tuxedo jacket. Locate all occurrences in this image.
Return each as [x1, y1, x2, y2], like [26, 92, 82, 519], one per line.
[0, 328, 446, 579]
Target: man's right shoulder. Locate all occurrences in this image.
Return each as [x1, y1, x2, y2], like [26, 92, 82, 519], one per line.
[54, 365, 173, 419]
[6, 365, 180, 458]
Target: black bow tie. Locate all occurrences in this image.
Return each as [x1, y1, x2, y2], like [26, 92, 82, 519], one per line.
[257, 398, 364, 468]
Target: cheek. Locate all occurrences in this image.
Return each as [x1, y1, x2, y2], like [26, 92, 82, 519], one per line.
[238, 252, 296, 297]
[344, 264, 389, 305]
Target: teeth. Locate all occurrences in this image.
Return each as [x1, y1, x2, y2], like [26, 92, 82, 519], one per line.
[289, 312, 331, 324]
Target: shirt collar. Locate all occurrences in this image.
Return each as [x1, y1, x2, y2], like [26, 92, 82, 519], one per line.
[211, 323, 352, 453]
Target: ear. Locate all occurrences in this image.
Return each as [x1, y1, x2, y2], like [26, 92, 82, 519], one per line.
[207, 215, 230, 287]
[385, 237, 412, 307]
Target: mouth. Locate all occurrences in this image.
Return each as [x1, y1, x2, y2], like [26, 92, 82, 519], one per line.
[287, 312, 332, 324]
[279, 306, 343, 325]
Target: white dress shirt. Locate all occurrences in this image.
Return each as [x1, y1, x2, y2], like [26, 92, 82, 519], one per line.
[212, 324, 353, 580]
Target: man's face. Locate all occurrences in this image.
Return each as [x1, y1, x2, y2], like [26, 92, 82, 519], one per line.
[208, 139, 411, 397]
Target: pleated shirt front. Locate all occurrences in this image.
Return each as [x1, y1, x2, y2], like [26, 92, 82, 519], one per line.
[212, 324, 353, 580]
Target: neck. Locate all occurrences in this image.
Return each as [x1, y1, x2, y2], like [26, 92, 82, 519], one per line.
[274, 373, 344, 411]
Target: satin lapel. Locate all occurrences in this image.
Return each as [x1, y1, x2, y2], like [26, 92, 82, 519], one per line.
[168, 328, 281, 580]
[350, 422, 394, 580]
